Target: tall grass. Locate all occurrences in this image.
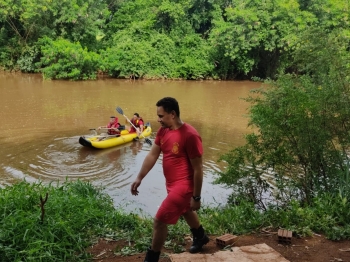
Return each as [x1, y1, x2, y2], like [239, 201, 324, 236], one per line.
[0, 180, 153, 261]
[2, 179, 350, 261]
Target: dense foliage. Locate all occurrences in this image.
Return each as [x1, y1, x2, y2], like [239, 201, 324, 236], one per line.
[37, 37, 100, 80]
[214, 28, 350, 239]
[0, 0, 349, 80]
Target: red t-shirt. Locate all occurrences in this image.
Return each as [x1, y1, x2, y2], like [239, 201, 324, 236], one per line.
[155, 123, 203, 186]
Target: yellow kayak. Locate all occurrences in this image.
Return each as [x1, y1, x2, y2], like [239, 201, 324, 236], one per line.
[79, 124, 152, 149]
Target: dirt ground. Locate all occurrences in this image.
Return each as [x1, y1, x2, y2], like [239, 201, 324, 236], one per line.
[88, 231, 350, 262]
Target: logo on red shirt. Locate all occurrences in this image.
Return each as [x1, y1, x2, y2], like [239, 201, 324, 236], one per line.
[172, 142, 179, 154]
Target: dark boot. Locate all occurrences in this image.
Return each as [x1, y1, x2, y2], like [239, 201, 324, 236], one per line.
[144, 247, 160, 262]
[189, 225, 209, 253]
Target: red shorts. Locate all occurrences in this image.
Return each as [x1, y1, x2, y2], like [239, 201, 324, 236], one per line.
[155, 183, 193, 224]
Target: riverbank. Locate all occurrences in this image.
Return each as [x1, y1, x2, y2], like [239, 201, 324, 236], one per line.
[88, 232, 350, 262]
[2, 180, 350, 261]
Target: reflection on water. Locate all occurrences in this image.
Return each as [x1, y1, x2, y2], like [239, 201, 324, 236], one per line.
[0, 72, 263, 215]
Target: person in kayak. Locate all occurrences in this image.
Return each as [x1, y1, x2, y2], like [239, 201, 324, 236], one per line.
[98, 116, 120, 135]
[129, 113, 144, 135]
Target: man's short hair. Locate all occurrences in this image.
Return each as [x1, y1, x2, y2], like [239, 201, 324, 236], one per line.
[156, 97, 180, 117]
[134, 113, 139, 117]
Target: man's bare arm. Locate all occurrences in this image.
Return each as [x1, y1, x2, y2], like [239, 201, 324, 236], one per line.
[131, 143, 161, 195]
[190, 156, 203, 197]
[137, 143, 161, 180]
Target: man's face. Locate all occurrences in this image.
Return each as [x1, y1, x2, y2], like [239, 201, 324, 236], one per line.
[110, 117, 115, 123]
[157, 106, 173, 128]
[133, 114, 138, 120]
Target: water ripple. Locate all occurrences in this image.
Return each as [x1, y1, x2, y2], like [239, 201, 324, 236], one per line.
[1, 135, 231, 215]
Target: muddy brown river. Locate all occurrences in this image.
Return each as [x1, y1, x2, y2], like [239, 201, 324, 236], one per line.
[0, 72, 262, 215]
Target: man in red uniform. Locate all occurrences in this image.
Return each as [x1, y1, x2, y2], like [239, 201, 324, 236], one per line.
[129, 113, 144, 134]
[98, 116, 120, 135]
[130, 97, 209, 262]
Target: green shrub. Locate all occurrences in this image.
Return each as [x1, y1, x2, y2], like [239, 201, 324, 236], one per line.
[17, 45, 41, 73]
[215, 28, 350, 208]
[36, 37, 100, 80]
[101, 31, 178, 79]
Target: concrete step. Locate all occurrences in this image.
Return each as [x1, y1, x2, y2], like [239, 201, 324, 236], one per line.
[168, 243, 290, 262]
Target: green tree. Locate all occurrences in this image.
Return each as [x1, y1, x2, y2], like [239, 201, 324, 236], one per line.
[0, 0, 109, 70]
[102, 0, 214, 79]
[215, 29, 350, 207]
[0, 0, 109, 45]
[299, 0, 350, 31]
[209, 0, 315, 79]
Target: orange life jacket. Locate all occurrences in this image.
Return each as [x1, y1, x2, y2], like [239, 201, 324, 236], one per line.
[130, 117, 144, 133]
[107, 118, 120, 135]
[131, 117, 143, 128]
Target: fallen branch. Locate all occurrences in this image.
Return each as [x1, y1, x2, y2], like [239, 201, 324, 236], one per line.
[39, 193, 48, 223]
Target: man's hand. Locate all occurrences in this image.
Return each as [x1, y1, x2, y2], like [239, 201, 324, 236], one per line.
[130, 178, 142, 195]
[190, 198, 201, 211]
[136, 128, 141, 136]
